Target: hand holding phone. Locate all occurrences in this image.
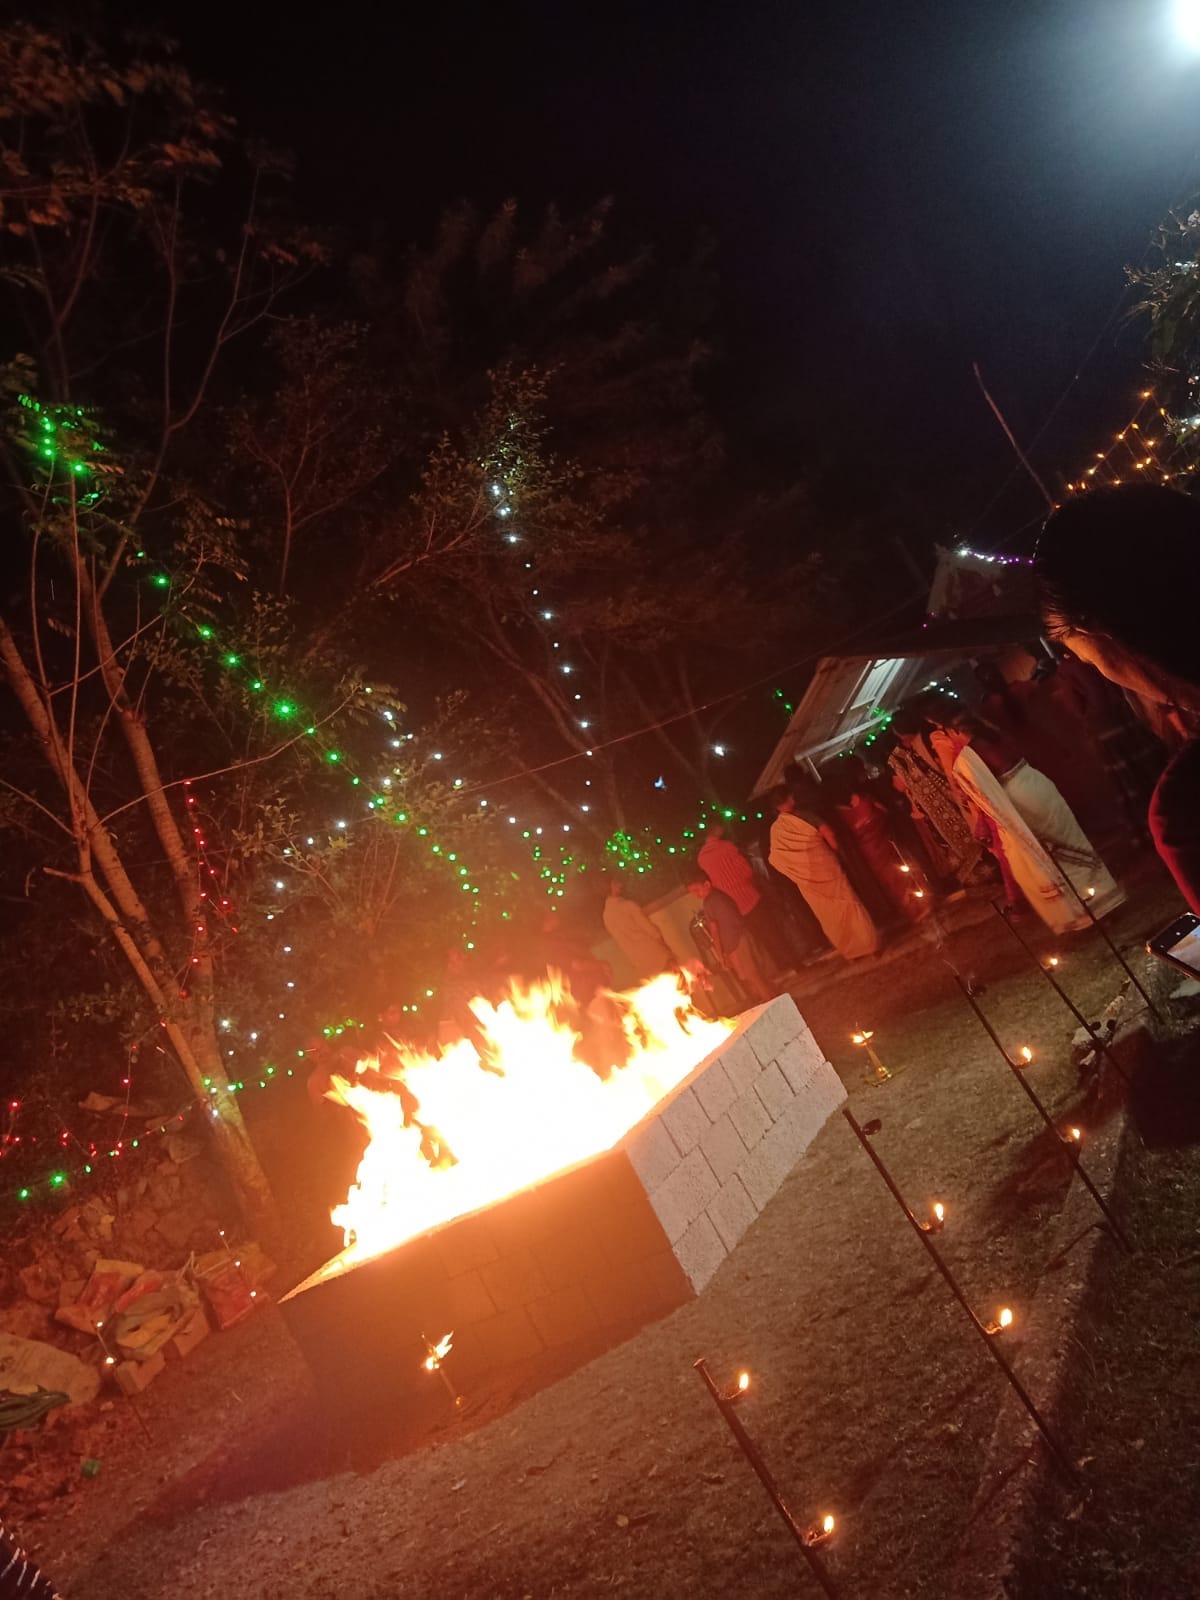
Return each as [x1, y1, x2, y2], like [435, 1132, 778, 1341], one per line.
[1146, 911, 1200, 979]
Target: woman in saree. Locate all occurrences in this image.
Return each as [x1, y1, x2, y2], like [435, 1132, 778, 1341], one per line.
[767, 785, 880, 960]
[944, 712, 1124, 933]
[830, 756, 931, 922]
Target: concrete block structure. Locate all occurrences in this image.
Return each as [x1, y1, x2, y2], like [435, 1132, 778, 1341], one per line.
[282, 995, 844, 1418]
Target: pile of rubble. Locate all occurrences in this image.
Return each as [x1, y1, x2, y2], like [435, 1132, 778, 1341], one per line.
[0, 1139, 273, 1520]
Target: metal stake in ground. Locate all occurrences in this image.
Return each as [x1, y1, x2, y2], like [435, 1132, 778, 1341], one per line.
[1046, 850, 1165, 1025]
[693, 1359, 840, 1598]
[990, 903, 1131, 1087]
[950, 974, 1131, 1250]
[839, 1107, 1078, 1483]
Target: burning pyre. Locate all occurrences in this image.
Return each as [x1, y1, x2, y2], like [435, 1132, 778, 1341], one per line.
[321, 971, 732, 1275]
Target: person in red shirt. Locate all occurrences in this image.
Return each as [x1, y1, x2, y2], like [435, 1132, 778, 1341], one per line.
[1035, 485, 1194, 907]
[697, 822, 786, 968]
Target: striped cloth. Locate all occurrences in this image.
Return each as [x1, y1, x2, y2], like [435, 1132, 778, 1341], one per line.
[1, 1522, 61, 1599]
[697, 837, 761, 916]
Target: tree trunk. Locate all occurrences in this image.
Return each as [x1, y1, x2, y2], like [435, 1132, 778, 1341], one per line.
[0, 614, 275, 1222]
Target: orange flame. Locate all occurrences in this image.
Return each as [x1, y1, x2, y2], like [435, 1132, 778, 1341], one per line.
[321, 972, 733, 1272]
[423, 1331, 453, 1371]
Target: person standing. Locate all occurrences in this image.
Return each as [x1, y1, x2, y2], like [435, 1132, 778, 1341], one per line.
[947, 712, 1124, 931]
[601, 879, 675, 981]
[698, 821, 786, 970]
[687, 877, 773, 1005]
[1045, 649, 1163, 838]
[1034, 484, 1200, 909]
[831, 761, 931, 922]
[887, 707, 988, 886]
[767, 786, 880, 960]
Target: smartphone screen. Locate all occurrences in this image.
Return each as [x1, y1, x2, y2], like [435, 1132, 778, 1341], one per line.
[1149, 911, 1200, 976]
[1165, 920, 1200, 974]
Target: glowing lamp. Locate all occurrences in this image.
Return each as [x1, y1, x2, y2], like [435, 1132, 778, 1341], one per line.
[1176, 0, 1200, 51]
[805, 1512, 836, 1546]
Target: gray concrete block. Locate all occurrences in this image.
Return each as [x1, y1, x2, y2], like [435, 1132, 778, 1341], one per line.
[706, 1175, 759, 1252]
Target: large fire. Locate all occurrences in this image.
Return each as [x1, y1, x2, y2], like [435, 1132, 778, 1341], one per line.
[322, 972, 733, 1273]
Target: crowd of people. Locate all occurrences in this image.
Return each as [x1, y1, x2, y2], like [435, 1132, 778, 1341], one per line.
[320, 483, 1200, 1092]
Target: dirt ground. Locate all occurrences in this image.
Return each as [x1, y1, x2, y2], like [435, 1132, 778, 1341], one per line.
[1012, 1019, 1200, 1599]
[11, 856, 1197, 1598]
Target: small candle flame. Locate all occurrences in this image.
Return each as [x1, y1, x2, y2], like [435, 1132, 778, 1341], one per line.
[998, 1306, 1013, 1330]
[1086, 887, 1096, 899]
[851, 1030, 874, 1045]
[822, 1514, 835, 1536]
[1046, 956, 1059, 968]
[913, 889, 925, 898]
[899, 863, 911, 873]
[422, 1331, 454, 1372]
[1019, 1046, 1033, 1064]
[933, 1201, 944, 1224]
[1068, 1126, 1081, 1143]
[738, 1371, 750, 1393]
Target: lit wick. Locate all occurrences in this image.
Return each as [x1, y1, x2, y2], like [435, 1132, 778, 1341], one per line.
[421, 1330, 464, 1408]
[919, 1201, 945, 1234]
[985, 1307, 1014, 1335]
[1017, 1045, 1033, 1066]
[805, 1513, 836, 1547]
[727, 1369, 751, 1404]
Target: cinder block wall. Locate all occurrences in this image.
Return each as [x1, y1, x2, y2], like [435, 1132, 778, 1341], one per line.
[622, 994, 846, 1290]
[282, 996, 844, 1419]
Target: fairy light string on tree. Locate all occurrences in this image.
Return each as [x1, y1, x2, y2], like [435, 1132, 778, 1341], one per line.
[1060, 385, 1197, 496]
[16, 398, 809, 914]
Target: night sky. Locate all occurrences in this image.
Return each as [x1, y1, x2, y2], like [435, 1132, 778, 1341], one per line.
[157, 0, 1200, 543]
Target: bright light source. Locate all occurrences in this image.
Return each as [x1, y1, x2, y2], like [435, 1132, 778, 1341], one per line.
[1175, 0, 1200, 50]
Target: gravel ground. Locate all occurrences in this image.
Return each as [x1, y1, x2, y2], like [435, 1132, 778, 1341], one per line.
[14, 861, 1187, 1598]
